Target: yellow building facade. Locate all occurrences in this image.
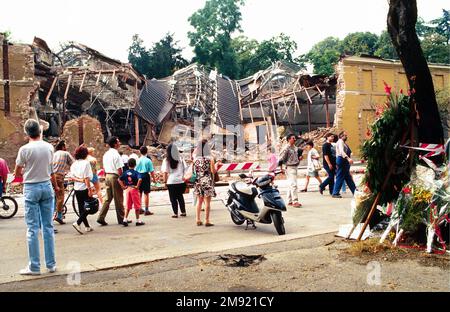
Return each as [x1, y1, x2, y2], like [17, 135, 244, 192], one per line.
[334, 56, 450, 157]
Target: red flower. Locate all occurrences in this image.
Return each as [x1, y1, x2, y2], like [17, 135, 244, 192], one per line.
[366, 129, 372, 138]
[375, 105, 386, 117]
[400, 89, 404, 95]
[402, 186, 411, 194]
[383, 82, 392, 95]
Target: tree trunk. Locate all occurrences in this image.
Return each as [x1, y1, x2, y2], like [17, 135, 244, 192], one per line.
[387, 0, 444, 146]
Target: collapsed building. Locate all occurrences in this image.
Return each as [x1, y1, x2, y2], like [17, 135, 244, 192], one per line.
[1, 35, 146, 166]
[1, 34, 338, 165]
[6, 34, 447, 166]
[135, 63, 241, 152]
[135, 61, 336, 160]
[237, 61, 336, 148]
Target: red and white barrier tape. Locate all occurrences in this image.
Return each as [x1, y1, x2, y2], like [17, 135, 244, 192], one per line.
[217, 162, 261, 172]
[401, 143, 445, 171]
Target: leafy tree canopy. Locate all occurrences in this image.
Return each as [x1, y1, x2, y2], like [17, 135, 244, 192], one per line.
[188, 0, 245, 78]
[128, 33, 188, 79]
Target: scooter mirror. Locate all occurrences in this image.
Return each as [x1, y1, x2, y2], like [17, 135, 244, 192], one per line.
[239, 174, 248, 179]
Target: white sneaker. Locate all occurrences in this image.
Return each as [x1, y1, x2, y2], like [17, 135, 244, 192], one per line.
[72, 223, 83, 235]
[47, 266, 57, 273]
[19, 267, 41, 276]
[85, 227, 94, 233]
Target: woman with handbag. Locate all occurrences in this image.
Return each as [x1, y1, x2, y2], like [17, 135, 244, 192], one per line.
[162, 144, 188, 218]
[193, 139, 217, 227]
[69, 145, 95, 234]
[301, 141, 323, 192]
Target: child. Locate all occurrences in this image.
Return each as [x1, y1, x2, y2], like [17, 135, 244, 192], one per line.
[301, 141, 323, 192]
[119, 158, 145, 226]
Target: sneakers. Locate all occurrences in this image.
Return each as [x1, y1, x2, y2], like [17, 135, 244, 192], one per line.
[72, 223, 84, 235]
[54, 217, 66, 225]
[122, 221, 129, 227]
[319, 188, 324, 195]
[85, 227, 94, 233]
[136, 221, 145, 226]
[47, 266, 57, 273]
[19, 267, 41, 276]
[332, 195, 343, 199]
[97, 220, 108, 226]
[144, 210, 154, 216]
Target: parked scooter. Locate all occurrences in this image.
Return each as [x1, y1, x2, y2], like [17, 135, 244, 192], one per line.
[222, 171, 287, 235]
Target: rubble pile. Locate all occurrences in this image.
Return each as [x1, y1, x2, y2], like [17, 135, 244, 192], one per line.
[301, 127, 339, 147]
[61, 115, 108, 166]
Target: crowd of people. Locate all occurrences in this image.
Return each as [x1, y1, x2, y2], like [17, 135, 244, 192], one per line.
[3, 117, 359, 276]
[6, 119, 224, 275]
[3, 114, 450, 281]
[276, 131, 357, 207]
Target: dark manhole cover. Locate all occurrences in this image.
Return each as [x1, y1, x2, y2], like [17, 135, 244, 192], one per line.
[218, 254, 266, 267]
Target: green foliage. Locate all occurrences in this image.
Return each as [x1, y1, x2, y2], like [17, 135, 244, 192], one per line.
[148, 33, 189, 79]
[188, 0, 245, 78]
[361, 91, 413, 206]
[128, 33, 188, 79]
[395, 192, 422, 233]
[341, 32, 379, 55]
[0, 30, 12, 41]
[430, 9, 450, 45]
[353, 193, 376, 226]
[233, 33, 300, 78]
[304, 37, 342, 76]
[421, 33, 450, 64]
[375, 31, 398, 60]
[303, 10, 449, 75]
[416, 10, 450, 64]
[128, 34, 151, 76]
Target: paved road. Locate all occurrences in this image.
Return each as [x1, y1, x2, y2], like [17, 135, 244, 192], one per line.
[0, 176, 361, 285]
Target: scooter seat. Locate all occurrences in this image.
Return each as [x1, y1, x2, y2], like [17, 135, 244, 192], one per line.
[232, 182, 258, 197]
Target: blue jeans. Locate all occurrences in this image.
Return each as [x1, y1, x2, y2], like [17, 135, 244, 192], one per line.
[319, 165, 335, 195]
[23, 181, 56, 272]
[333, 157, 356, 196]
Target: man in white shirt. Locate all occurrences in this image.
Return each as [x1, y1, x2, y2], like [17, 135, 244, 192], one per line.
[332, 131, 356, 198]
[14, 119, 59, 275]
[97, 136, 126, 226]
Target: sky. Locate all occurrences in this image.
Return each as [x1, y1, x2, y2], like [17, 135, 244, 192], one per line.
[0, 0, 447, 63]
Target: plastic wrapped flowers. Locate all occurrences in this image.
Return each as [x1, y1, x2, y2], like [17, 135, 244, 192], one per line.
[380, 165, 450, 254]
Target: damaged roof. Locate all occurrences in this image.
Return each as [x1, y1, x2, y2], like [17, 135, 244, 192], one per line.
[135, 79, 173, 125]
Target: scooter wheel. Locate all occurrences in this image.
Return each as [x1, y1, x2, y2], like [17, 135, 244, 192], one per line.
[271, 211, 285, 235]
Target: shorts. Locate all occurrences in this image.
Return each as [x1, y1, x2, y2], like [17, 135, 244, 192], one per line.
[126, 188, 141, 211]
[307, 169, 319, 178]
[139, 173, 151, 194]
[91, 174, 99, 184]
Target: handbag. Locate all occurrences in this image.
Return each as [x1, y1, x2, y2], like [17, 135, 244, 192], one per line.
[183, 164, 197, 184]
[211, 159, 220, 183]
[313, 159, 322, 171]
